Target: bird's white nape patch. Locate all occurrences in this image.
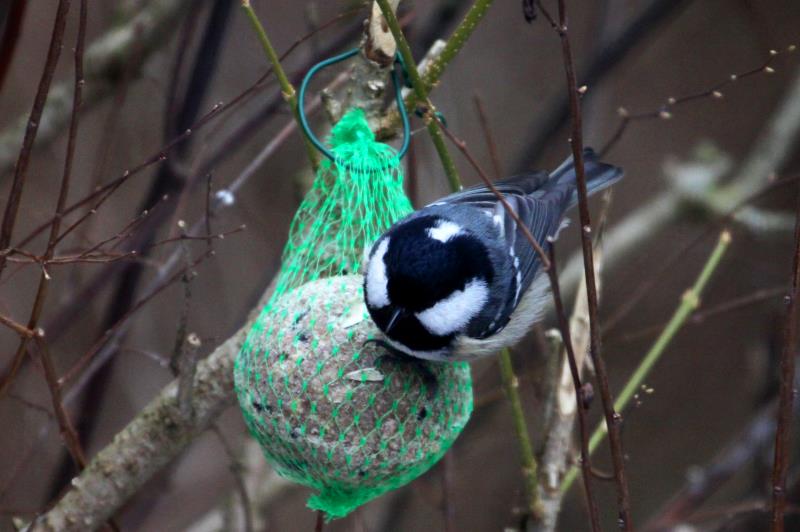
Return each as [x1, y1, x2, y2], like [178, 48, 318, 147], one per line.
[492, 213, 504, 231]
[426, 220, 462, 243]
[365, 238, 391, 308]
[415, 278, 489, 336]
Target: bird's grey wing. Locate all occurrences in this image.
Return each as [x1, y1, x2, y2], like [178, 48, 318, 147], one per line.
[425, 171, 551, 211]
[425, 171, 570, 337]
[487, 186, 572, 336]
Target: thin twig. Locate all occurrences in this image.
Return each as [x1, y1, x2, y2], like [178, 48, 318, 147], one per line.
[439, 125, 551, 266]
[378, 0, 496, 136]
[34, 334, 86, 469]
[466, 87, 545, 519]
[545, 243, 602, 532]
[770, 182, 800, 530]
[59, 248, 216, 386]
[600, 45, 795, 157]
[172, 224, 196, 373]
[0, 312, 36, 338]
[537, 1, 634, 524]
[0, 0, 71, 278]
[241, 0, 319, 170]
[473, 93, 503, 178]
[375, 0, 462, 191]
[0, 0, 85, 402]
[210, 426, 254, 532]
[561, 231, 733, 494]
[497, 348, 543, 518]
[437, 122, 605, 527]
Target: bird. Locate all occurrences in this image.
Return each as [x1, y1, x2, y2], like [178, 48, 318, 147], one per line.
[363, 148, 622, 362]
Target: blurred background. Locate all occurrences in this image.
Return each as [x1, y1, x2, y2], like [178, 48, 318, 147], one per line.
[0, 0, 799, 530]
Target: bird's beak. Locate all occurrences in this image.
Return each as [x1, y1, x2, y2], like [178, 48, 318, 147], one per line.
[386, 308, 403, 333]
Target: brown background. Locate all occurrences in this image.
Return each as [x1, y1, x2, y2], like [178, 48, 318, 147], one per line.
[1, 0, 799, 530]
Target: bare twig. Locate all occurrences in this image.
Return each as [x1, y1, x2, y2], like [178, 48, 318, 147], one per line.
[543, 243, 602, 532]
[241, 0, 319, 170]
[473, 93, 503, 178]
[0, 312, 36, 338]
[25, 1, 91, 483]
[560, 231, 733, 494]
[209, 426, 254, 532]
[536, 1, 634, 525]
[534, 243, 601, 532]
[377, 0, 496, 136]
[643, 391, 793, 531]
[600, 46, 795, 158]
[26, 312, 256, 531]
[0, 0, 71, 278]
[375, 0, 462, 191]
[770, 180, 800, 530]
[171, 223, 196, 373]
[438, 123, 605, 528]
[33, 334, 87, 470]
[0, 0, 86, 402]
[558, 48, 800, 299]
[0, 0, 196, 178]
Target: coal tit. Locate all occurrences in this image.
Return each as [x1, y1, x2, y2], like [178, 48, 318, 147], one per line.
[364, 148, 622, 362]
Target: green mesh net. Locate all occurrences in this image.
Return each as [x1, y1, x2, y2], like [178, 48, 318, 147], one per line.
[233, 109, 474, 519]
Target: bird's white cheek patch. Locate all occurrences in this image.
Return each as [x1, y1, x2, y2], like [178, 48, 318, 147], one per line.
[416, 279, 489, 336]
[426, 220, 462, 243]
[365, 238, 390, 308]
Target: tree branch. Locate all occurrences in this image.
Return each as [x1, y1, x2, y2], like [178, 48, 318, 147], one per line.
[240, 0, 319, 170]
[376, 0, 462, 191]
[0, 0, 195, 178]
[27, 26, 475, 530]
[0, 0, 71, 278]
[536, 0, 634, 525]
[26, 284, 270, 532]
[558, 63, 800, 300]
[770, 164, 800, 531]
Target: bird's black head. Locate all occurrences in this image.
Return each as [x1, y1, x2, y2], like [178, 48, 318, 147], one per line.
[364, 215, 494, 353]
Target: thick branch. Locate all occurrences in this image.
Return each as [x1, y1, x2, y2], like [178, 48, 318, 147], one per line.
[26, 299, 262, 531]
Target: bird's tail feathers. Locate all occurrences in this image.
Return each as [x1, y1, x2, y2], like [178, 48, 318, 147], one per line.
[548, 148, 623, 208]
